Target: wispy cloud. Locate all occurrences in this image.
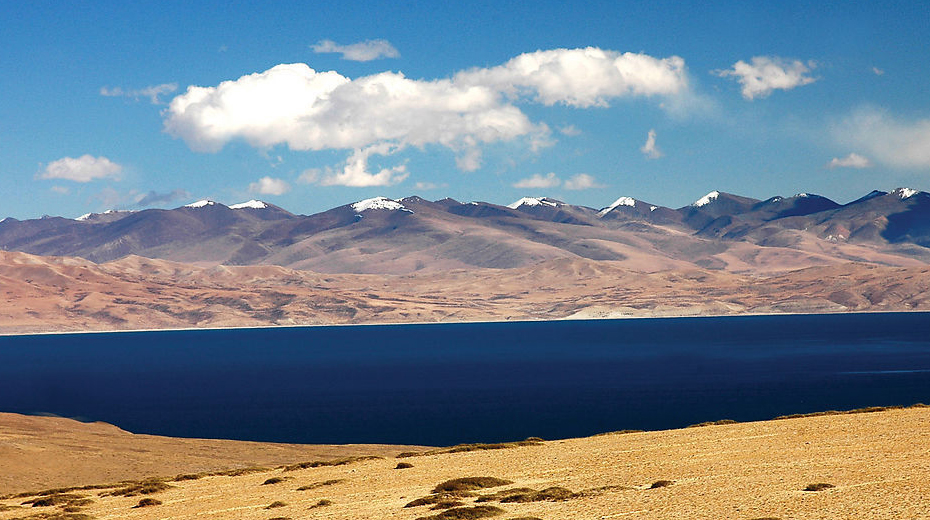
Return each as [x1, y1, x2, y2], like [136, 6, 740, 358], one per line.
[136, 189, 190, 206]
[828, 153, 872, 169]
[640, 129, 663, 159]
[37, 155, 122, 182]
[100, 83, 178, 104]
[833, 107, 930, 169]
[871, 67, 885, 76]
[248, 176, 291, 195]
[311, 39, 400, 61]
[558, 125, 581, 136]
[513, 172, 561, 189]
[714, 56, 817, 100]
[563, 173, 602, 190]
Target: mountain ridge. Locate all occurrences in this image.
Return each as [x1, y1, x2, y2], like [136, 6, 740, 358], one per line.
[1, 188, 929, 275]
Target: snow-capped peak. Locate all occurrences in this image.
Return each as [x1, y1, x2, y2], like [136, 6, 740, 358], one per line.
[507, 197, 559, 209]
[351, 196, 411, 213]
[894, 187, 920, 199]
[75, 209, 133, 221]
[185, 199, 217, 208]
[795, 193, 810, 198]
[692, 190, 720, 207]
[230, 199, 268, 210]
[598, 196, 637, 216]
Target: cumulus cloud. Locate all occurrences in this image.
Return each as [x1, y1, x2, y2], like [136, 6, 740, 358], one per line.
[513, 172, 561, 189]
[136, 189, 191, 206]
[100, 83, 178, 104]
[163, 48, 690, 186]
[714, 56, 817, 100]
[833, 107, 930, 169]
[640, 129, 663, 159]
[563, 173, 601, 190]
[558, 124, 581, 136]
[311, 39, 400, 61]
[828, 153, 872, 169]
[248, 176, 291, 195]
[38, 155, 122, 182]
[455, 47, 688, 107]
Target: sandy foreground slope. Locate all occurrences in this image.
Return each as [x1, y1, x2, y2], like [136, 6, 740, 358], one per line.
[1, 407, 929, 520]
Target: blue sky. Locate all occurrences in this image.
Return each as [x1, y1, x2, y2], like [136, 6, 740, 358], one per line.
[2, 0, 929, 219]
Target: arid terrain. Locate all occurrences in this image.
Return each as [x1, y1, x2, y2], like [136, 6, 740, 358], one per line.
[2, 250, 930, 334]
[1, 406, 928, 519]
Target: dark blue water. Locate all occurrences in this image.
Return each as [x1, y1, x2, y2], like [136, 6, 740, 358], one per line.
[2, 313, 929, 446]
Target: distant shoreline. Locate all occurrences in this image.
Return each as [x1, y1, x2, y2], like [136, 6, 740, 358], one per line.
[2, 307, 928, 338]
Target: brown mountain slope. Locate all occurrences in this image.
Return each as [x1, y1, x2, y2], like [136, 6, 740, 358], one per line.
[2, 251, 929, 334]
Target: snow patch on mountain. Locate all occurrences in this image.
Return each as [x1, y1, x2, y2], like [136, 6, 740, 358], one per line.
[507, 197, 559, 209]
[75, 209, 134, 221]
[692, 191, 720, 207]
[598, 196, 636, 216]
[185, 200, 217, 208]
[230, 200, 268, 209]
[351, 196, 411, 213]
[895, 187, 920, 199]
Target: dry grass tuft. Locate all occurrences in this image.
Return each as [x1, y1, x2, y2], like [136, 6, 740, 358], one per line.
[592, 429, 644, 437]
[432, 477, 514, 494]
[414, 505, 506, 520]
[296, 479, 344, 491]
[803, 483, 835, 491]
[21, 494, 86, 507]
[103, 479, 172, 497]
[132, 498, 162, 508]
[687, 419, 738, 428]
[776, 406, 904, 420]
[401, 439, 542, 458]
[282, 456, 381, 471]
[406, 493, 475, 508]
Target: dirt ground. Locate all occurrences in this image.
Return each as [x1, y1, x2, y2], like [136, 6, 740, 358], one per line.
[2, 407, 928, 519]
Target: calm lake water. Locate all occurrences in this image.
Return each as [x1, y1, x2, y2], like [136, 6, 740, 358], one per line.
[2, 313, 930, 446]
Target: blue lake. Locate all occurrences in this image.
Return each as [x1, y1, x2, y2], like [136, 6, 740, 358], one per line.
[1, 312, 930, 446]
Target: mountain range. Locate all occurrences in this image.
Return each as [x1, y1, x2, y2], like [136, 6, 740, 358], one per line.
[2, 188, 930, 275]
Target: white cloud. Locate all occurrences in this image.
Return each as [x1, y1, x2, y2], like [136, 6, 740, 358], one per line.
[828, 153, 873, 169]
[558, 124, 581, 136]
[455, 47, 688, 108]
[872, 67, 885, 76]
[640, 129, 663, 159]
[513, 172, 561, 189]
[311, 39, 400, 61]
[38, 155, 122, 182]
[714, 56, 817, 100]
[100, 83, 178, 104]
[163, 48, 690, 186]
[563, 173, 601, 190]
[50, 185, 69, 194]
[833, 107, 930, 169]
[318, 143, 409, 187]
[248, 176, 291, 195]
